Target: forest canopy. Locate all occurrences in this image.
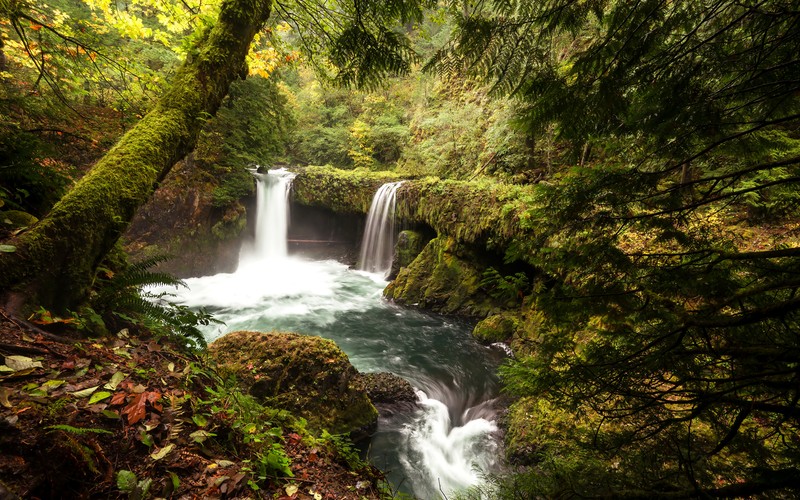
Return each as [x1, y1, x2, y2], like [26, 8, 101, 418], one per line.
[1, 0, 799, 498]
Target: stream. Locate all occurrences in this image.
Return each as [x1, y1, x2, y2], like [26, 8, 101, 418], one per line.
[162, 169, 505, 498]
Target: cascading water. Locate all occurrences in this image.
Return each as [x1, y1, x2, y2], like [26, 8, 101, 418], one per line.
[358, 181, 403, 277]
[246, 167, 295, 261]
[155, 170, 505, 498]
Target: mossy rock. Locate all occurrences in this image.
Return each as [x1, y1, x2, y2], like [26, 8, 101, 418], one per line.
[473, 313, 519, 343]
[291, 166, 402, 214]
[389, 229, 428, 279]
[208, 331, 378, 437]
[385, 236, 495, 316]
[0, 210, 39, 229]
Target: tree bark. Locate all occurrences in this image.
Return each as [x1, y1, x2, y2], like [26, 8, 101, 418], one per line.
[0, 0, 273, 312]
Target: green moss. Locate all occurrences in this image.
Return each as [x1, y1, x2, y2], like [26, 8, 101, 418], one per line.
[211, 203, 247, 240]
[291, 165, 403, 214]
[385, 236, 496, 316]
[505, 396, 591, 466]
[473, 313, 519, 343]
[0, 210, 38, 229]
[394, 229, 426, 269]
[291, 167, 540, 265]
[209, 331, 378, 436]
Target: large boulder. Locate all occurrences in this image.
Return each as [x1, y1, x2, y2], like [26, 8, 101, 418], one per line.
[384, 236, 496, 316]
[208, 331, 378, 438]
[473, 313, 519, 344]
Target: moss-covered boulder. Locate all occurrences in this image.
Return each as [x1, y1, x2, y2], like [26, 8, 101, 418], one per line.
[388, 229, 429, 279]
[473, 313, 519, 343]
[0, 210, 38, 229]
[385, 236, 496, 316]
[208, 331, 378, 437]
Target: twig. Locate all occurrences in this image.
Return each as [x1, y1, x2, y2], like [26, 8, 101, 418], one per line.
[438, 478, 449, 500]
[0, 308, 71, 344]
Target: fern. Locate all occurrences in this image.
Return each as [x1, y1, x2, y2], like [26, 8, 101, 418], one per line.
[92, 255, 219, 349]
[480, 267, 529, 305]
[46, 424, 113, 435]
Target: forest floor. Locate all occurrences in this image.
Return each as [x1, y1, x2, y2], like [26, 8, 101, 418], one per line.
[0, 308, 386, 499]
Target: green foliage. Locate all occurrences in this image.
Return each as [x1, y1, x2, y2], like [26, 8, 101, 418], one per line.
[92, 255, 219, 348]
[422, 2, 800, 497]
[278, 0, 436, 90]
[479, 267, 528, 305]
[317, 429, 364, 470]
[199, 378, 294, 480]
[116, 469, 153, 500]
[0, 125, 70, 215]
[46, 424, 113, 435]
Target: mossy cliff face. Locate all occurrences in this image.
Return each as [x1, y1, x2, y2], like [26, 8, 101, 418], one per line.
[124, 158, 249, 278]
[384, 236, 496, 316]
[291, 166, 403, 214]
[291, 167, 537, 253]
[290, 168, 537, 320]
[208, 330, 378, 437]
[389, 229, 428, 279]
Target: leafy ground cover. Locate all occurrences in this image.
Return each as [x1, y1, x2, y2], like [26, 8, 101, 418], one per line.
[0, 309, 386, 499]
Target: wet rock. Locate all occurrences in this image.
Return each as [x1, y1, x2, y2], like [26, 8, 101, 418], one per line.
[354, 372, 419, 416]
[208, 331, 378, 439]
[388, 229, 429, 280]
[384, 236, 495, 316]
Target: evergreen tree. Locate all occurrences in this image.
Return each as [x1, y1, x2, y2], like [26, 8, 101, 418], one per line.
[435, 1, 800, 497]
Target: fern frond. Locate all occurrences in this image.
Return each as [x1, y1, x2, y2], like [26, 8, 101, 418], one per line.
[46, 424, 113, 435]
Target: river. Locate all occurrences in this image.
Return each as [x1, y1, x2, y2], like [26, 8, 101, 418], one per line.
[162, 169, 505, 498]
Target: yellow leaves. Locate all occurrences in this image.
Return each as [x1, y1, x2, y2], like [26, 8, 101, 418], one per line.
[248, 46, 281, 78]
[114, 11, 153, 40]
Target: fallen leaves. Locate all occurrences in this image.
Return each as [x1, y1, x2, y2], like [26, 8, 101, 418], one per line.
[120, 390, 162, 425]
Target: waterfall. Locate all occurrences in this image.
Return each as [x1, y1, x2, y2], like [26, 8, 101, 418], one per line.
[246, 167, 295, 261]
[358, 181, 404, 277]
[159, 169, 503, 498]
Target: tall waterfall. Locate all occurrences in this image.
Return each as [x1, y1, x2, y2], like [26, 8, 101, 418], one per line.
[247, 168, 295, 261]
[358, 181, 403, 277]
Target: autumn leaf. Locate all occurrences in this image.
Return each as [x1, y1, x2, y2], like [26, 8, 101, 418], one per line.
[110, 391, 127, 406]
[122, 392, 147, 424]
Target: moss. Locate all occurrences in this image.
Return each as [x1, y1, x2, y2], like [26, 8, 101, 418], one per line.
[211, 203, 247, 240]
[385, 236, 496, 316]
[208, 331, 378, 436]
[291, 167, 540, 265]
[473, 313, 519, 343]
[0, 210, 38, 229]
[395, 229, 426, 268]
[291, 166, 403, 214]
[0, 0, 274, 311]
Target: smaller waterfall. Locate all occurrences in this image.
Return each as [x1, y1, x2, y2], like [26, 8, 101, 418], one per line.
[247, 167, 295, 261]
[358, 181, 404, 277]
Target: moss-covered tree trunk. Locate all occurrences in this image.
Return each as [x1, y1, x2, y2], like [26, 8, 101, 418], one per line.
[0, 0, 273, 312]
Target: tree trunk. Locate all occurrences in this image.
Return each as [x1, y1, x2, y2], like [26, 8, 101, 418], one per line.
[0, 0, 273, 312]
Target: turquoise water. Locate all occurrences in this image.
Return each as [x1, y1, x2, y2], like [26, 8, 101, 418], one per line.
[158, 170, 505, 498]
